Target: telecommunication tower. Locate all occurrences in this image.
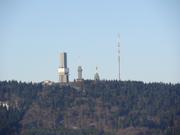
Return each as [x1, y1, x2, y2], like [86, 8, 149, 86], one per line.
[117, 34, 121, 81]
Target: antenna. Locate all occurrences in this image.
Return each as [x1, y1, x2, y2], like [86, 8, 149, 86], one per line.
[117, 34, 121, 81]
[96, 66, 98, 72]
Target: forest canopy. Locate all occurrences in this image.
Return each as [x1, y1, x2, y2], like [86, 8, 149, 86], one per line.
[0, 80, 180, 135]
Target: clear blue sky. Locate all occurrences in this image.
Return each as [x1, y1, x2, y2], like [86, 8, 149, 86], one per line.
[0, 0, 180, 83]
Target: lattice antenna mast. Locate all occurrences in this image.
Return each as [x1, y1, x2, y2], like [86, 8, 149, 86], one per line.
[117, 34, 121, 81]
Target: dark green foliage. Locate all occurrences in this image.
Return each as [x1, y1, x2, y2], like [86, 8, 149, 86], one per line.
[0, 80, 179, 135]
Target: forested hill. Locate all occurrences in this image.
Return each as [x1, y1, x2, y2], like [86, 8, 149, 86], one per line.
[0, 80, 180, 135]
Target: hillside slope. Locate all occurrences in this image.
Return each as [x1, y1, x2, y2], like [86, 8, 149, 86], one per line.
[0, 80, 180, 135]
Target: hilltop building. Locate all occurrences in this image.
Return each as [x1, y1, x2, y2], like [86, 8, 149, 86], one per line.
[94, 67, 100, 81]
[0, 101, 9, 110]
[74, 66, 84, 90]
[58, 52, 69, 83]
[77, 66, 83, 81]
[42, 80, 53, 86]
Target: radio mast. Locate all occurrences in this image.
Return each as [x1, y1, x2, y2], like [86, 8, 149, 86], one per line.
[117, 34, 121, 81]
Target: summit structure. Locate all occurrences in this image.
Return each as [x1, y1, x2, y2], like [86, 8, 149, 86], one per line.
[117, 34, 121, 81]
[58, 52, 69, 83]
[94, 67, 100, 81]
[77, 66, 83, 81]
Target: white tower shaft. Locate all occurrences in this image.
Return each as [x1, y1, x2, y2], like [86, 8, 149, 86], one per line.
[58, 52, 69, 83]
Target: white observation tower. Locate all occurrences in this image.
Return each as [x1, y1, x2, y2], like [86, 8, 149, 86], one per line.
[58, 52, 69, 83]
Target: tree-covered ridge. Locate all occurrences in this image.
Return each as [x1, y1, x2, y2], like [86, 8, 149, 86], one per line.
[0, 80, 180, 135]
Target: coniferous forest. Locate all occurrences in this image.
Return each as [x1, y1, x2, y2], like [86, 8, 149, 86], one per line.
[0, 80, 180, 135]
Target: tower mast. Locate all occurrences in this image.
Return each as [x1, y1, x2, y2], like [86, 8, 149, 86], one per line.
[118, 34, 121, 81]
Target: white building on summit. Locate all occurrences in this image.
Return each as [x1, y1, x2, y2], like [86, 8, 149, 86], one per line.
[94, 67, 100, 81]
[0, 101, 9, 110]
[77, 66, 83, 81]
[58, 52, 69, 83]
